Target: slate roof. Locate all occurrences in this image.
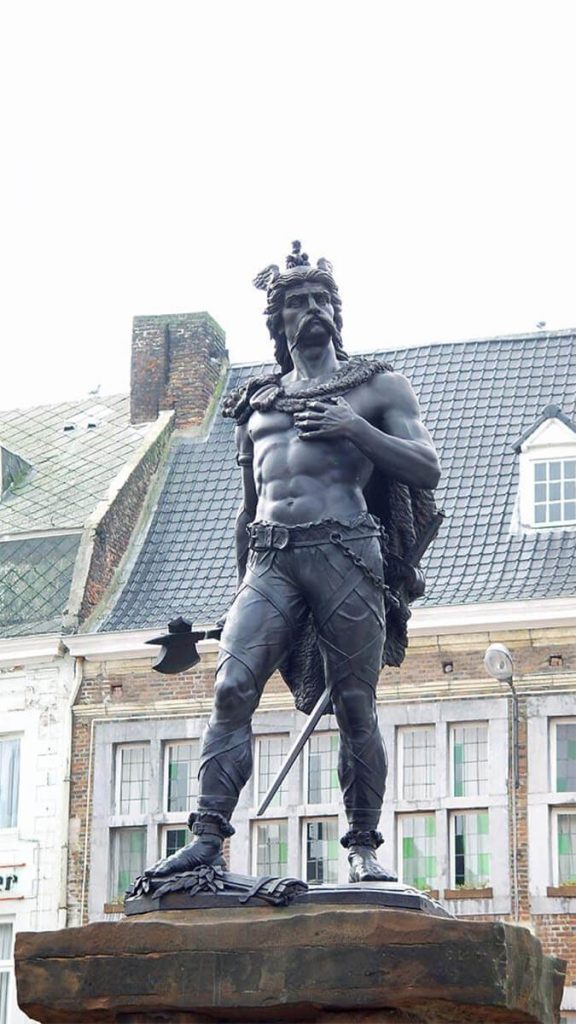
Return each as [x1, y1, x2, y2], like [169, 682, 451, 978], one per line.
[101, 330, 576, 632]
[0, 395, 148, 533]
[0, 395, 149, 637]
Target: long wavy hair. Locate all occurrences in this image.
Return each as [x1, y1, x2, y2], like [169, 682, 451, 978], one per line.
[263, 267, 348, 374]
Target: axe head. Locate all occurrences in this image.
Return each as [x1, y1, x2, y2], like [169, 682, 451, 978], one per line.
[146, 616, 206, 674]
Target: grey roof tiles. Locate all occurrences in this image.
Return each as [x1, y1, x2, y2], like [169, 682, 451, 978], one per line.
[0, 394, 150, 637]
[102, 330, 576, 632]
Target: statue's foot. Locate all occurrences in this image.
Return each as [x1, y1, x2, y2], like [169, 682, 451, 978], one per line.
[142, 835, 225, 882]
[347, 845, 398, 883]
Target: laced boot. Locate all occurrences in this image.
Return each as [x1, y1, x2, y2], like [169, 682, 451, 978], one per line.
[341, 828, 397, 883]
[142, 812, 234, 881]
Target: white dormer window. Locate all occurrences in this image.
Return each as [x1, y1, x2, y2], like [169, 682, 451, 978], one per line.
[513, 405, 576, 532]
[533, 459, 576, 526]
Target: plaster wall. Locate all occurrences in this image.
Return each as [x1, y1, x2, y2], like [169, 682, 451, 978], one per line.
[0, 654, 76, 1024]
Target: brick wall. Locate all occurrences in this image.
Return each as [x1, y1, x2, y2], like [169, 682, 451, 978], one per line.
[130, 312, 228, 427]
[68, 630, 576, 959]
[78, 420, 174, 624]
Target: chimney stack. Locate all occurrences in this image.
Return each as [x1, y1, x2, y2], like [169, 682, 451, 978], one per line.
[130, 313, 228, 428]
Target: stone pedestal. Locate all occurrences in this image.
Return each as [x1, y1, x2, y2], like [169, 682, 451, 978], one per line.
[15, 902, 565, 1024]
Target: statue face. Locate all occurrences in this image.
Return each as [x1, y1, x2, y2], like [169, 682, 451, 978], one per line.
[282, 280, 336, 352]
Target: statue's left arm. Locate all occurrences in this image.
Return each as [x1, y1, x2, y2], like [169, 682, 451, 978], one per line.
[294, 372, 440, 490]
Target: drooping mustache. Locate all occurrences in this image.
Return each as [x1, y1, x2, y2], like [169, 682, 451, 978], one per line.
[291, 311, 336, 348]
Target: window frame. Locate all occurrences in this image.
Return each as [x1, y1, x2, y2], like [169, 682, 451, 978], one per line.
[550, 718, 576, 795]
[550, 807, 576, 887]
[160, 823, 190, 860]
[254, 734, 290, 811]
[301, 816, 340, 887]
[113, 743, 151, 818]
[251, 818, 289, 877]
[448, 721, 489, 799]
[304, 730, 340, 807]
[0, 919, 14, 1024]
[108, 826, 148, 902]
[0, 735, 21, 832]
[449, 808, 491, 890]
[396, 812, 438, 892]
[532, 457, 576, 528]
[396, 725, 436, 802]
[162, 739, 200, 815]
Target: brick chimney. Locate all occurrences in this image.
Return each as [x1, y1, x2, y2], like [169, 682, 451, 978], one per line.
[130, 312, 228, 427]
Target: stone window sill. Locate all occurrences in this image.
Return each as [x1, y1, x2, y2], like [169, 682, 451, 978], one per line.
[443, 887, 493, 900]
[104, 901, 124, 914]
[546, 885, 576, 897]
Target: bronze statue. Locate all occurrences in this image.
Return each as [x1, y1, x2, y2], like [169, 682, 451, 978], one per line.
[139, 241, 441, 889]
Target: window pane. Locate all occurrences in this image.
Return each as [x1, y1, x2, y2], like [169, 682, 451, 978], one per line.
[534, 504, 546, 523]
[0, 738, 20, 828]
[453, 812, 490, 887]
[305, 819, 339, 885]
[549, 502, 562, 522]
[0, 924, 12, 960]
[534, 463, 547, 482]
[565, 502, 576, 521]
[257, 736, 289, 808]
[564, 480, 576, 501]
[254, 821, 288, 876]
[558, 814, 576, 884]
[556, 724, 576, 792]
[549, 462, 561, 481]
[165, 828, 188, 858]
[116, 746, 149, 815]
[400, 727, 435, 800]
[308, 733, 339, 803]
[565, 461, 576, 479]
[400, 814, 437, 890]
[0, 972, 10, 1024]
[452, 725, 488, 797]
[534, 483, 547, 502]
[167, 742, 199, 812]
[111, 828, 146, 899]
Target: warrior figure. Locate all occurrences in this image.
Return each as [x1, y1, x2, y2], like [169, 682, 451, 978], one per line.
[143, 242, 441, 884]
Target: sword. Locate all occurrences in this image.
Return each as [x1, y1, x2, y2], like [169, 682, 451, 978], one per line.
[256, 509, 445, 816]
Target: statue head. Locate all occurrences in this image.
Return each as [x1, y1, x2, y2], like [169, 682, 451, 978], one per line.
[253, 242, 347, 374]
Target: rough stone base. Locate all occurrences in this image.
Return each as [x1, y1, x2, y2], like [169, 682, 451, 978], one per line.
[15, 904, 565, 1024]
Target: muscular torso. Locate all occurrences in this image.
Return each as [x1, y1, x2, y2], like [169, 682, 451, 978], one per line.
[248, 380, 380, 526]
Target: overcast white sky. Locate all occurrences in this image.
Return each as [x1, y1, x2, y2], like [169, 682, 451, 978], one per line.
[1, 0, 575, 411]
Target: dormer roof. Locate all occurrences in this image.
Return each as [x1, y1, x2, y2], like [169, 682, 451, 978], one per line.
[512, 404, 576, 452]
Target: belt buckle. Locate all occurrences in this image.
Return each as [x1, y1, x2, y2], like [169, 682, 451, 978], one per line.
[271, 524, 289, 550]
[251, 524, 267, 550]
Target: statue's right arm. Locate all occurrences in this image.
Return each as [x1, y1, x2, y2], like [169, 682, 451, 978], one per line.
[235, 424, 257, 585]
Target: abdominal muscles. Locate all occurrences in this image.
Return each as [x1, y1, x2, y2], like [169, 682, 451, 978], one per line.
[252, 426, 373, 526]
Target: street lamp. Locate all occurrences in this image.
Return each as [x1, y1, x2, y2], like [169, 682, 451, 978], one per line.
[484, 642, 519, 922]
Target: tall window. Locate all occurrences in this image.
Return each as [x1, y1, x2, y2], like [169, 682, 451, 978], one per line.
[398, 727, 435, 800]
[553, 811, 576, 885]
[451, 811, 490, 888]
[114, 745, 150, 815]
[308, 733, 339, 803]
[109, 828, 147, 900]
[254, 821, 288, 876]
[304, 819, 339, 885]
[165, 741, 199, 812]
[0, 923, 13, 1024]
[398, 814, 437, 891]
[534, 460, 576, 526]
[553, 721, 576, 792]
[0, 738, 20, 829]
[451, 724, 488, 797]
[256, 736, 289, 808]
